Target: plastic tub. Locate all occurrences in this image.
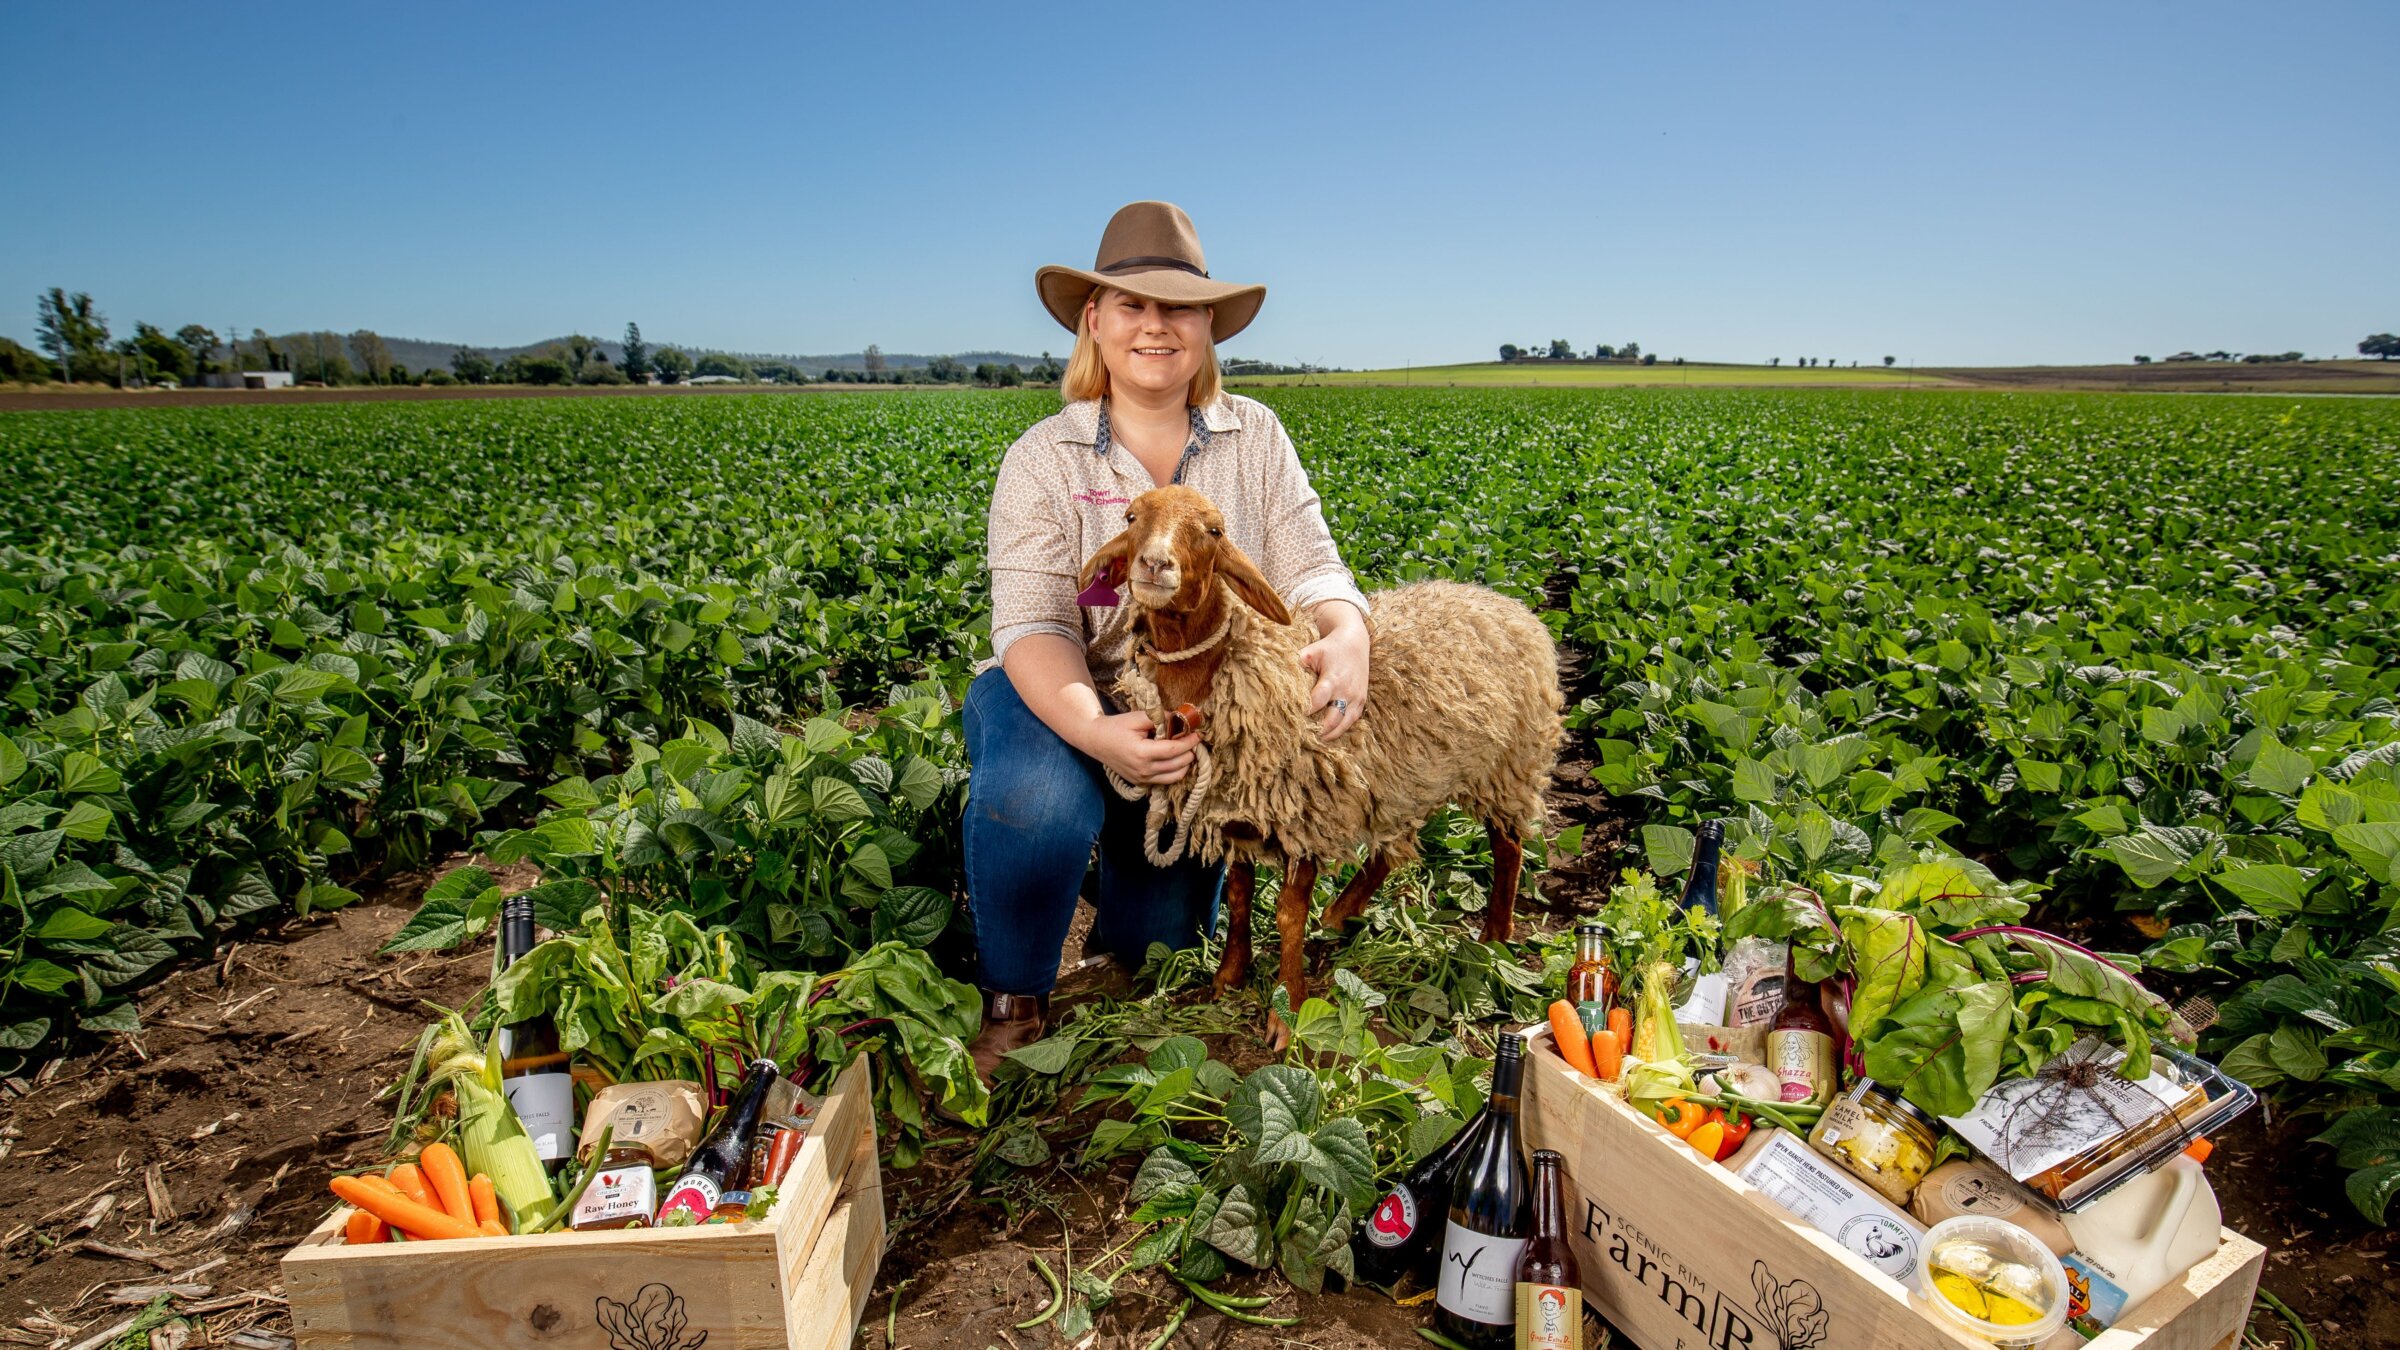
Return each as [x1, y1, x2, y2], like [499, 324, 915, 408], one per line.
[1917, 1215, 2070, 1347]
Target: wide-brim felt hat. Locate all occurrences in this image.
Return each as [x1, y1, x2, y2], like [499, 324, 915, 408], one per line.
[1036, 200, 1265, 344]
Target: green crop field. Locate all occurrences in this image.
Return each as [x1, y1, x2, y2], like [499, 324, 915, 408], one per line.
[4, 388, 2399, 1210]
[1234, 360, 1941, 387]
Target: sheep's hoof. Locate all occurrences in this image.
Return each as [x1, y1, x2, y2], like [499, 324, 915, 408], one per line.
[1211, 963, 1248, 1001]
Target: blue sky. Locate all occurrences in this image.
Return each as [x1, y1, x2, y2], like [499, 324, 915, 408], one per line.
[4, 2, 2393, 368]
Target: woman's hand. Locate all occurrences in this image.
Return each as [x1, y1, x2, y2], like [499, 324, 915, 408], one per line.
[1300, 601, 1371, 740]
[1080, 710, 1201, 785]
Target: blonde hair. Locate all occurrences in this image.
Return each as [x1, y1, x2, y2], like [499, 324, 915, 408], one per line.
[1061, 288, 1222, 406]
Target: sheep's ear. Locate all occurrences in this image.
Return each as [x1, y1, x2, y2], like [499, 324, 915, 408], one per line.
[1214, 539, 1292, 625]
[1079, 531, 1133, 591]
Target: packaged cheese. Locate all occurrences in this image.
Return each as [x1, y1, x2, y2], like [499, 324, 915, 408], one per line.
[1734, 1130, 1927, 1282]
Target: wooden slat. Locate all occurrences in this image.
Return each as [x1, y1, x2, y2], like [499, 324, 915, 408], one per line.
[786, 1127, 886, 1350]
[284, 1058, 873, 1350]
[1516, 1024, 2265, 1350]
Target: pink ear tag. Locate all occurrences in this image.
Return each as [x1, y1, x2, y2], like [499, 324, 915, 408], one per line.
[1076, 577, 1121, 608]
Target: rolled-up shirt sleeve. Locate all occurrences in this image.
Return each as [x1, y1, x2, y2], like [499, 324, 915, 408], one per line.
[987, 438, 1086, 663]
[1257, 410, 1371, 619]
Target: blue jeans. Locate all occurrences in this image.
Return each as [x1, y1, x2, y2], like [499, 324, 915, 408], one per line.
[963, 668, 1223, 996]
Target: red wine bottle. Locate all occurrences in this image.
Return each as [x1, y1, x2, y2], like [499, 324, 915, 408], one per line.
[1352, 1105, 1494, 1288]
[1437, 1033, 1532, 1348]
[655, 1059, 777, 1226]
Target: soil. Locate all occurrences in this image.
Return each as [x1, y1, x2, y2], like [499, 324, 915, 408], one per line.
[0, 820, 2386, 1349]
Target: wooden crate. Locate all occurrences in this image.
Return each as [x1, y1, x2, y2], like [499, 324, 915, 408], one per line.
[284, 1057, 884, 1350]
[1518, 1026, 2266, 1350]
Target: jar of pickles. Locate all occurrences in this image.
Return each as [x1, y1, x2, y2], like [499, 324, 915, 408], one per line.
[1809, 1078, 1940, 1205]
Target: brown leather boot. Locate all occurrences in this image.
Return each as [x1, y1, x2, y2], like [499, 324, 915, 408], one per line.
[933, 990, 1050, 1124]
[969, 990, 1051, 1082]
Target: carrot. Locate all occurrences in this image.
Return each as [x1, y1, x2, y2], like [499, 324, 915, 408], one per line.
[389, 1163, 436, 1212]
[330, 1175, 481, 1242]
[479, 1217, 511, 1238]
[1608, 1006, 1633, 1058]
[469, 1173, 500, 1226]
[419, 1142, 476, 1226]
[1590, 1018, 1624, 1082]
[1547, 1001, 1598, 1077]
[344, 1209, 390, 1245]
[355, 1173, 403, 1198]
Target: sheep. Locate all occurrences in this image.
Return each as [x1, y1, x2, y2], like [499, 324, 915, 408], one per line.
[1077, 485, 1563, 1042]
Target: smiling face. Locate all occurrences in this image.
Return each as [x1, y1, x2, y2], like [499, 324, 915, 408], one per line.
[1084, 287, 1214, 402]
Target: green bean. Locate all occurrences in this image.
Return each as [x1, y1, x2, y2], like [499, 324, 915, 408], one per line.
[1014, 1255, 1063, 1329]
[1174, 1278, 1299, 1327]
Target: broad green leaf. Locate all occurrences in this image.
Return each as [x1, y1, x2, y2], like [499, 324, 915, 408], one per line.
[2246, 732, 2315, 797]
[34, 908, 114, 942]
[59, 751, 121, 795]
[1642, 824, 1695, 878]
[1229, 1063, 1321, 1149]
[811, 776, 873, 822]
[1197, 1183, 1273, 1268]
[2206, 863, 2314, 917]
[872, 886, 950, 947]
[0, 735, 24, 787]
[2332, 822, 2400, 884]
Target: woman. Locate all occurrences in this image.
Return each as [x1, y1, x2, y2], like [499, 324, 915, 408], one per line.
[963, 200, 1372, 1074]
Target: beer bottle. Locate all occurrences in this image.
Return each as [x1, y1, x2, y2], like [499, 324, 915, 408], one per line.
[1353, 1106, 1493, 1288]
[1514, 1150, 1583, 1350]
[656, 1059, 778, 1226]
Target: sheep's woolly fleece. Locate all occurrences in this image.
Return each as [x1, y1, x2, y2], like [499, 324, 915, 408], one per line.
[1116, 579, 1563, 868]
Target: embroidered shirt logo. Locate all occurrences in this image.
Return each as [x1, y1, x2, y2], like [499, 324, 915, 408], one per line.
[1073, 488, 1130, 507]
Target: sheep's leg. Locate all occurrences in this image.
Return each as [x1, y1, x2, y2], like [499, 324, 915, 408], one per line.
[1212, 860, 1257, 999]
[1320, 851, 1393, 932]
[1269, 857, 1318, 1052]
[1480, 828, 1524, 943]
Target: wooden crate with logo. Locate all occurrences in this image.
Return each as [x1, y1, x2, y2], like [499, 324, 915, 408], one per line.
[1518, 1026, 2265, 1350]
[283, 1057, 884, 1350]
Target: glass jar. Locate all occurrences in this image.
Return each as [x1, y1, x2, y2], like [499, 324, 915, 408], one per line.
[1809, 1078, 1941, 1206]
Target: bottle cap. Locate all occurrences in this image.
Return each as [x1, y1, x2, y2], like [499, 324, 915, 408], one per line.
[1575, 922, 1606, 938]
[1496, 1031, 1524, 1059]
[2183, 1137, 2212, 1163]
[1531, 1148, 1562, 1167]
[1698, 819, 1725, 840]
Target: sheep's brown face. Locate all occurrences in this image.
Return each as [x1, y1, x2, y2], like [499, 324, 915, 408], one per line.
[1078, 486, 1293, 627]
[1124, 489, 1223, 614]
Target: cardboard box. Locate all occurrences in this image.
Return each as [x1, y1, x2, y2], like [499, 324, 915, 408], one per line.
[1518, 1025, 2265, 1350]
[283, 1057, 883, 1350]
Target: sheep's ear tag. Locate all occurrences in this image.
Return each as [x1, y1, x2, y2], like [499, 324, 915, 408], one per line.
[1076, 577, 1120, 607]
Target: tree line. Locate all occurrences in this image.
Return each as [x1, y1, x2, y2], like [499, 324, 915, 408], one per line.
[5, 291, 1070, 390]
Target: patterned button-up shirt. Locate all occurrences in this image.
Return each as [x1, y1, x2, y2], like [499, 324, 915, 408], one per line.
[983, 393, 1370, 689]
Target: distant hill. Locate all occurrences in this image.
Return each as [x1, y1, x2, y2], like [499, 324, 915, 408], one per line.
[289, 334, 1055, 377]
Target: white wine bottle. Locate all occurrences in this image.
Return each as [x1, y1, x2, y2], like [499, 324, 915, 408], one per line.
[1437, 1032, 1532, 1349]
[497, 896, 574, 1174]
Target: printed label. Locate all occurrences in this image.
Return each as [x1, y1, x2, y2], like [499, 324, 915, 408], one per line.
[1573, 1001, 1609, 1040]
[1363, 1187, 1418, 1248]
[1729, 973, 1786, 1027]
[655, 1175, 721, 1226]
[1940, 1169, 2027, 1218]
[2062, 1253, 2132, 1333]
[572, 1165, 658, 1229]
[1767, 1029, 1834, 1104]
[504, 1071, 576, 1161]
[1515, 1283, 1582, 1350]
[1437, 1221, 1527, 1324]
